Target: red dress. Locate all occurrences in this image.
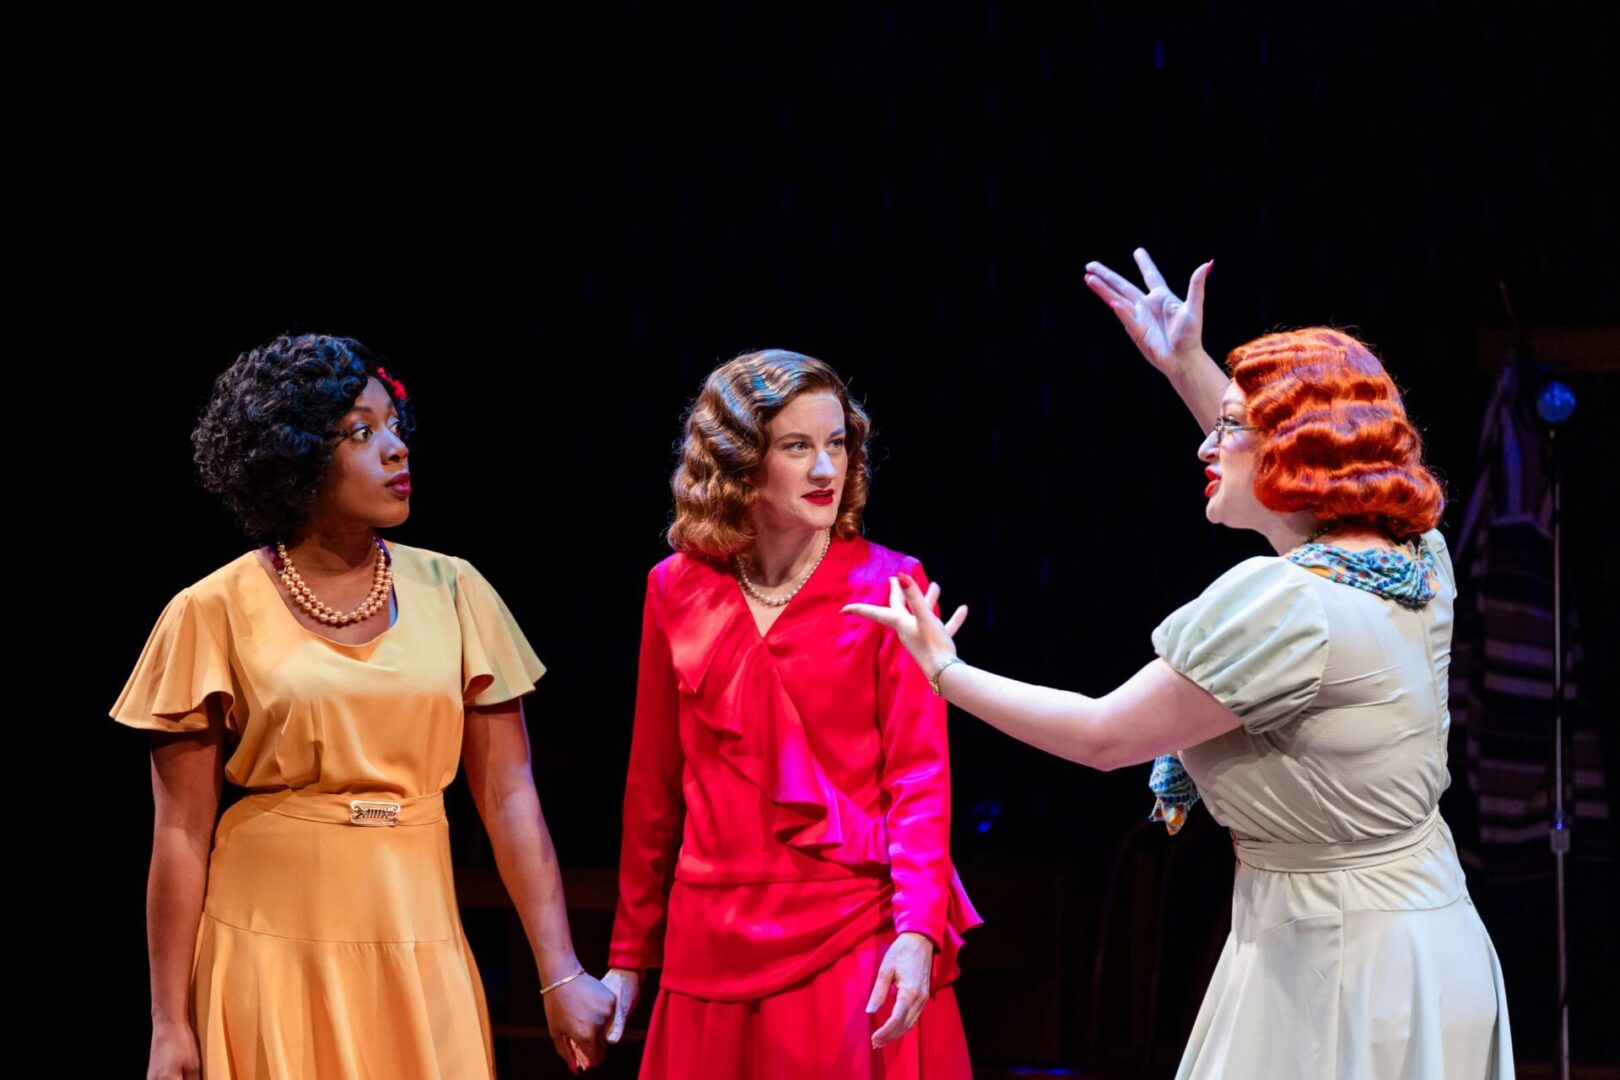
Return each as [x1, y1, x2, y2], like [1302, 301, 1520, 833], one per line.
[610, 535, 981, 1078]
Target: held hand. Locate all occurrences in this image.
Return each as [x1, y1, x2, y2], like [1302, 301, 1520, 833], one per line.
[866, 931, 936, 1049]
[842, 574, 967, 681]
[1084, 248, 1212, 378]
[600, 968, 643, 1046]
[147, 1019, 201, 1080]
[542, 971, 617, 1071]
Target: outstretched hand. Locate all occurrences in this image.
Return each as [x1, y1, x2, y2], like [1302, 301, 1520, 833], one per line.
[843, 574, 966, 682]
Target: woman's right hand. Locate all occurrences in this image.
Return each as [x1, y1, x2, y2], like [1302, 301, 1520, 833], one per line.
[1085, 248, 1212, 378]
[600, 968, 643, 1045]
[148, 1018, 201, 1080]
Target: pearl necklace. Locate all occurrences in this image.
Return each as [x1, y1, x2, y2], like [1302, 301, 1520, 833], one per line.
[734, 530, 831, 608]
[272, 537, 394, 626]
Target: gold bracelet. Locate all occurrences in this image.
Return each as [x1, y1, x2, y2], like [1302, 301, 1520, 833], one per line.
[929, 657, 964, 697]
[540, 967, 587, 995]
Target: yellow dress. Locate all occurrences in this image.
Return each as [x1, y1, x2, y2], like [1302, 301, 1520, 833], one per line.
[111, 543, 546, 1080]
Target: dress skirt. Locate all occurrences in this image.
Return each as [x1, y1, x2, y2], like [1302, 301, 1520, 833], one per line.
[190, 790, 495, 1079]
[639, 929, 972, 1080]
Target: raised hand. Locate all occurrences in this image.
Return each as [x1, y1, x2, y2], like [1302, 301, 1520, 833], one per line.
[1085, 248, 1212, 377]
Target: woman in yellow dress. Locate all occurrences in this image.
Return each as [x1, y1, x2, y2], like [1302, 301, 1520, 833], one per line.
[113, 334, 615, 1079]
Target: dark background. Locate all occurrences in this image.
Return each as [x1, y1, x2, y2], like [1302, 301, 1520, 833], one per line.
[21, 4, 1619, 1075]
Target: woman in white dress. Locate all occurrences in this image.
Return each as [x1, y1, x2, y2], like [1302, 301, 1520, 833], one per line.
[847, 250, 1514, 1078]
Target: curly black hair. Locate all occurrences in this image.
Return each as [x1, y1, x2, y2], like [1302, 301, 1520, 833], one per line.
[192, 334, 415, 543]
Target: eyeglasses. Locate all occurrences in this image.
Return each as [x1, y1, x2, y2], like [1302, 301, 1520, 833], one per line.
[1210, 417, 1259, 446]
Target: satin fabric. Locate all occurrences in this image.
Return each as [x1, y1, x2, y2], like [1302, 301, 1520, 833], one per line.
[1159, 531, 1513, 1078]
[609, 535, 980, 1073]
[639, 929, 974, 1080]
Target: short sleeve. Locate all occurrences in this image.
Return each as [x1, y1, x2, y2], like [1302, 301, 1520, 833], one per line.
[1151, 557, 1329, 735]
[110, 589, 235, 733]
[1424, 529, 1455, 600]
[454, 558, 547, 707]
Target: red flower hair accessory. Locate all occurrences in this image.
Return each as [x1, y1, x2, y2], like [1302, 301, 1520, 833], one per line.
[375, 366, 408, 401]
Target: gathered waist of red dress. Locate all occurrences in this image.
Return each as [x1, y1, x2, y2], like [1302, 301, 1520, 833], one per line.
[673, 851, 886, 886]
[659, 872, 977, 1001]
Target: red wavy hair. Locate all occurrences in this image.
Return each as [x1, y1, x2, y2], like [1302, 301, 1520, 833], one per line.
[1227, 328, 1443, 539]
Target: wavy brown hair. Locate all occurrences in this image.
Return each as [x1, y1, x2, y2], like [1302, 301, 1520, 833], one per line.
[1228, 328, 1444, 539]
[668, 349, 872, 556]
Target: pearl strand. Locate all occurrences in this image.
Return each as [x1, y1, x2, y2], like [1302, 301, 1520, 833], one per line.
[734, 530, 832, 608]
[273, 537, 393, 626]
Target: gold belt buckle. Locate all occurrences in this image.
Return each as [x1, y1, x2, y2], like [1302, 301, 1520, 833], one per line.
[349, 799, 402, 827]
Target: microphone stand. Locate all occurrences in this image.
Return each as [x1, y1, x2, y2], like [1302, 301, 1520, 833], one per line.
[1502, 281, 1576, 1079]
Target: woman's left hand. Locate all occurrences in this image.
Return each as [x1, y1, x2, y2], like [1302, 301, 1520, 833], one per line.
[541, 971, 617, 1072]
[843, 573, 967, 681]
[866, 931, 936, 1048]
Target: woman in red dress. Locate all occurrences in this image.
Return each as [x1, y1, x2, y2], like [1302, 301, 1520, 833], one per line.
[599, 349, 980, 1078]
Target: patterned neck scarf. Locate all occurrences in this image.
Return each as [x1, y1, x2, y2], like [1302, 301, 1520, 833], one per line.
[1148, 533, 1440, 834]
[1285, 535, 1439, 610]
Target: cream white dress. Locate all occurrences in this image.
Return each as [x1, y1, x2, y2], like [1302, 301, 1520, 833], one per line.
[1159, 530, 1514, 1079]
